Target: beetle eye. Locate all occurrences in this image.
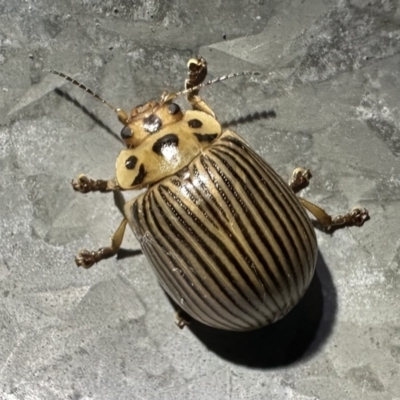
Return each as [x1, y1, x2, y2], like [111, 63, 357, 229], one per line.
[168, 103, 180, 115]
[121, 125, 133, 139]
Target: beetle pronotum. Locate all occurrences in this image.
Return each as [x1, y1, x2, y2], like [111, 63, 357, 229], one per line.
[48, 57, 369, 331]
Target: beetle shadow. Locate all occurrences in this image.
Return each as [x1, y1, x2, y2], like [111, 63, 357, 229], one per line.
[54, 88, 122, 143]
[178, 251, 337, 368]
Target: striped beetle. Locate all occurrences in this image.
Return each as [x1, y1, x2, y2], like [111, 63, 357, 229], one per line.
[49, 57, 369, 331]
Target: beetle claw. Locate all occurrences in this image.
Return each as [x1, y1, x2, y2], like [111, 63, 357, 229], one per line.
[71, 175, 91, 193]
[350, 207, 370, 227]
[75, 250, 96, 268]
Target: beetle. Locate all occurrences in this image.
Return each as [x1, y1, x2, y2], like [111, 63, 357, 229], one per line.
[48, 57, 369, 331]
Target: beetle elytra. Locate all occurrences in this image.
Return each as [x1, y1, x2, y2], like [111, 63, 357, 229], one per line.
[48, 57, 369, 331]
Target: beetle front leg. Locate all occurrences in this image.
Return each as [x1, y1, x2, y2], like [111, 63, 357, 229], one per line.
[298, 197, 369, 230]
[76, 218, 128, 268]
[185, 57, 216, 118]
[72, 174, 120, 193]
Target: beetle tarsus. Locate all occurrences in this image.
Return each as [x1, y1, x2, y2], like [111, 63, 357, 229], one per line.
[184, 57, 216, 118]
[186, 56, 208, 93]
[75, 219, 128, 268]
[329, 207, 370, 229]
[299, 197, 370, 231]
[75, 247, 116, 268]
[289, 167, 312, 193]
[72, 174, 119, 193]
[175, 309, 192, 329]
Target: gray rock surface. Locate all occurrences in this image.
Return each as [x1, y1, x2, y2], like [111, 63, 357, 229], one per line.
[0, 0, 399, 399]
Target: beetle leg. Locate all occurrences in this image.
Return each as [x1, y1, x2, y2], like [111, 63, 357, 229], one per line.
[185, 57, 216, 118]
[298, 197, 370, 230]
[289, 167, 312, 193]
[186, 57, 208, 90]
[75, 218, 128, 268]
[175, 309, 192, 329]
[72, 174, 120, 193]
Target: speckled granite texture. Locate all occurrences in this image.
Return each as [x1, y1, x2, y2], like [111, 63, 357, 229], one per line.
[1, 0, 399, 399]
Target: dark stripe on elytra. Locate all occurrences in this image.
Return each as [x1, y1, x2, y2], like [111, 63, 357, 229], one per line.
[140, 194, 234, 329]
[213, 143, 307, 290]
[159, 183, 268, 321]
[191, 165, 230, 223]
[136, 187, 247, 330]
[185, 165, 281, 315]
[143, 114, 162, 134]
[209, 148, 298, 296]
[194, 133, 218, 143]
[199, 151, 290, 309]
[225, 134, 317, 257]
[141, 195, 231, 330]
[223, 145, 310, 289]
[155, 187, 261, 326]
[156, 184, 263, 325]
[219, 134, 317, 265]
[132, 163, 147, 186]
[169, 178, 220, 231]
[144, 237, 233, 330]
[218, 137, 316, 284]
[152, 134, 179, 155]
[149, 190, 251, 329]
[193, 155, 287, 316]
[236, 139, 317, 279]
[187, 165, 278, 312]
[200, 154, 287, 309]
[197, 155, 285, 313]
[134, 175, 247, 329]
[178, 175, 277, 321]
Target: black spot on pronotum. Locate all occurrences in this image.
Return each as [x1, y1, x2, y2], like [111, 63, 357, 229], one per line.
[132, 163, 147, 186]
[121, 125, 133, 139]
[168, 103, 180, 115]
[188, 119, 203, 128]
[125, 155, 138, 170]
[143, 114, 162, 134]
[152, 134, 179, 155]
[193, 133, 218, 142]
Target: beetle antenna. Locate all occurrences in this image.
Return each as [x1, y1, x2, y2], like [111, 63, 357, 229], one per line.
[45, 69, 129, 123]
[175, 71, 260, 97]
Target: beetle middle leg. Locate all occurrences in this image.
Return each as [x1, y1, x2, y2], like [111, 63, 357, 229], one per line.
[72, 174, 119, 193]
[298, 197, 369, 230]
[75, 218, 128, 268]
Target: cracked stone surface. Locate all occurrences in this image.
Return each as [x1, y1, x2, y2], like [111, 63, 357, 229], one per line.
[1, 0, 399, 399]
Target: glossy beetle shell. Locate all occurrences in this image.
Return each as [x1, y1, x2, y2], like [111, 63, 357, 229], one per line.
[49, 58, 368, 332]
[126, 129, 318, 331]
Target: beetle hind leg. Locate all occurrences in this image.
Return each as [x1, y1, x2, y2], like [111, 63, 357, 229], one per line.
[298, 197, 370, 230]
[75, 218, 128, 268]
